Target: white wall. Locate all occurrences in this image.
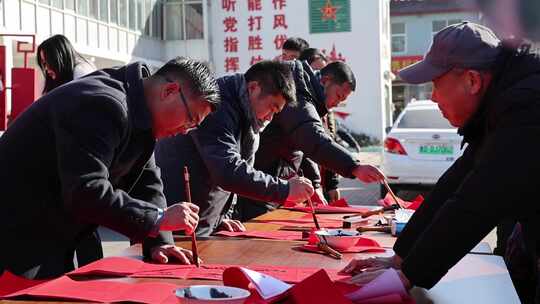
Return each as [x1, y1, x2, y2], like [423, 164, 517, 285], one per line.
[209, 0, 391, 140]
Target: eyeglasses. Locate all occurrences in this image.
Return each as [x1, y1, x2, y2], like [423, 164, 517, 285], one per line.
[178, 90, 199, 129]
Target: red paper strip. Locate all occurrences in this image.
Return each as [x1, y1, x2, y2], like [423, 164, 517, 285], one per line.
[69, 257, 349, 284]
[0, 271, 48, 297]
[254, 218, 343, 228]
[282, 269, 353, 304]
[378, 193, 424, 210]
[4, 275, 180, 304]
[283, 205, 369, 214]
[215, 230, 305, 241]
[69, 256, 193, 277]
[298, 244, 386, 254]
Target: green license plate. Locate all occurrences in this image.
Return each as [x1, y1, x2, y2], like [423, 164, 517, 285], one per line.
[419, 144, 453, 155]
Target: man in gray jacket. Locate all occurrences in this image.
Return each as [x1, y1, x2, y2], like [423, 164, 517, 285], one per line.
[156, 61, 314, 236]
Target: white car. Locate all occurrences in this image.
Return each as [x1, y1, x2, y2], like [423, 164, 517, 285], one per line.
[381, 100, 464, 195]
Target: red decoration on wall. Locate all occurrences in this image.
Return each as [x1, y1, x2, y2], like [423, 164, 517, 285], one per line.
[223, 17, 238, 32]
[273, 14, 288, 29]
[248, 35, 264, 50]
[273, 0, 287, 10]
[248, 16, 263, 31]
[248, 0, 262, 11]
[320, 0, 339, 21]
[250, 55, 264, 65]
[322, 44, 346, 62]
[225, 57, 240, 72]
[224, 37, 239, 52]
[222, 0, 237, 12]
[274, 34, 288, 50]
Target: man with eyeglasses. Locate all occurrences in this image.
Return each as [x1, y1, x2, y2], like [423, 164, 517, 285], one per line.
[236, 60, 386, 222]
[156, 60, 315, 236]
[0, 57, 220, 279]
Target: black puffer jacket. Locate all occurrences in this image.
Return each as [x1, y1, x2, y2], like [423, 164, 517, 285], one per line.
[394, 47, 540, 289]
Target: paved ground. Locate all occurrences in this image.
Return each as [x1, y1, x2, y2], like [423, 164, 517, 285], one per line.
[98, 151, 497, 256]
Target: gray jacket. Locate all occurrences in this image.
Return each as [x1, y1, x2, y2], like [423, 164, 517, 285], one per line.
[155, 73, 289, 236]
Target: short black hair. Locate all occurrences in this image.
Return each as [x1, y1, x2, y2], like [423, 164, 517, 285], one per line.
[320, 61, 356, 91]
[282, 37, 310, 52]
[299, 48, 327, 65]
[244, 60, 296, 105]
[153, 57, 220, 110]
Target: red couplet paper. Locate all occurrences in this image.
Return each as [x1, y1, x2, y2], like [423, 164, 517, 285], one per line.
[68, 256, 193, 277]
[0, 271, 48, 297]
[298, 234, 386, 254]
[3, 275, 180, 304]
[379, 193, 424, 210]
[284, 198, 370, 214]
[215, 230, 305, 241]
[69, 257, 349, 284]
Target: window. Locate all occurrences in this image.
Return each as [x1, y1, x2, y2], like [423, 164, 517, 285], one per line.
[129, 0, 136, 30]
[38, 0, 50, 4]
[433, 19, 462, 36]
[77, 0, 88, 16]
[185, 3, 203, 39]
[144, 0, 152, 36]
[99, 0, 109, 22]
[165, 2, 183, 40]
[89, 0, 99, 19]
[110, 0, 118, 24]
[152, 1, 162, 39]
[164, 1, 204, 40]
[137, 0, 144, 31]
[391, 22, 406, 54]
[65, 0, 75, 10]
[119, 0, 127, 27]
[51, 0, 63, 8]
[397, 108, 453, 129]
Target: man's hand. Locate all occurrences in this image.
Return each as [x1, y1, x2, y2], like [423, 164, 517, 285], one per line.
[328, 189, 341, 202]
[219, 219, 246, 232]
[158, 202, 200, 235]
[349, 268, 411, 289]
[311, 188, 328, 205]
[340, 255, 402, 275]
[150, 244, 202, 265]
[286, 176, 315, 204]
[352, 165, 386, 183]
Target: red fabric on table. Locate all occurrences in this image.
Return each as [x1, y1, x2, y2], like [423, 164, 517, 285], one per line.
[378, 193, 424, 210]
[215, 230, 305, 241]
[68, 256, 193, 277]
[283, 205, 369, 214]
[279, 270, 353, 304]
[0, 271, 49, 297]
[224, 268, 352, 304]
[283, 198, 370, 214]
[298, 234, 386, 254]
[3, 275, 180, 303]
[253, 217, 343, 228]
[69, 256, 348, 284]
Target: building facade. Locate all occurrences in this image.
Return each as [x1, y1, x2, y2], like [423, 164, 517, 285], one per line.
[390, 0, 480, 120]
[1, 0, 392, 140]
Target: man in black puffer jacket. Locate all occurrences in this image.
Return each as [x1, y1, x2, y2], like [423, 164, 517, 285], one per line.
[342, 22, 540, 303]
[236, 60, 385, 221]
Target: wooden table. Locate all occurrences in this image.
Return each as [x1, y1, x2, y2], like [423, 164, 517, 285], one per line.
[2, 208, 519, 303]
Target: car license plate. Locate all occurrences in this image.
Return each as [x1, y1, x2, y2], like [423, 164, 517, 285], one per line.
[419, 144, 453, 155]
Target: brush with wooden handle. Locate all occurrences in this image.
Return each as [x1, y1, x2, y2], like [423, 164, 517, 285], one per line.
[356, 226, 391, 233]
[382, 179, 405, 209]
[183, 166, 200, 267]
[298, 170, 342, 260]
